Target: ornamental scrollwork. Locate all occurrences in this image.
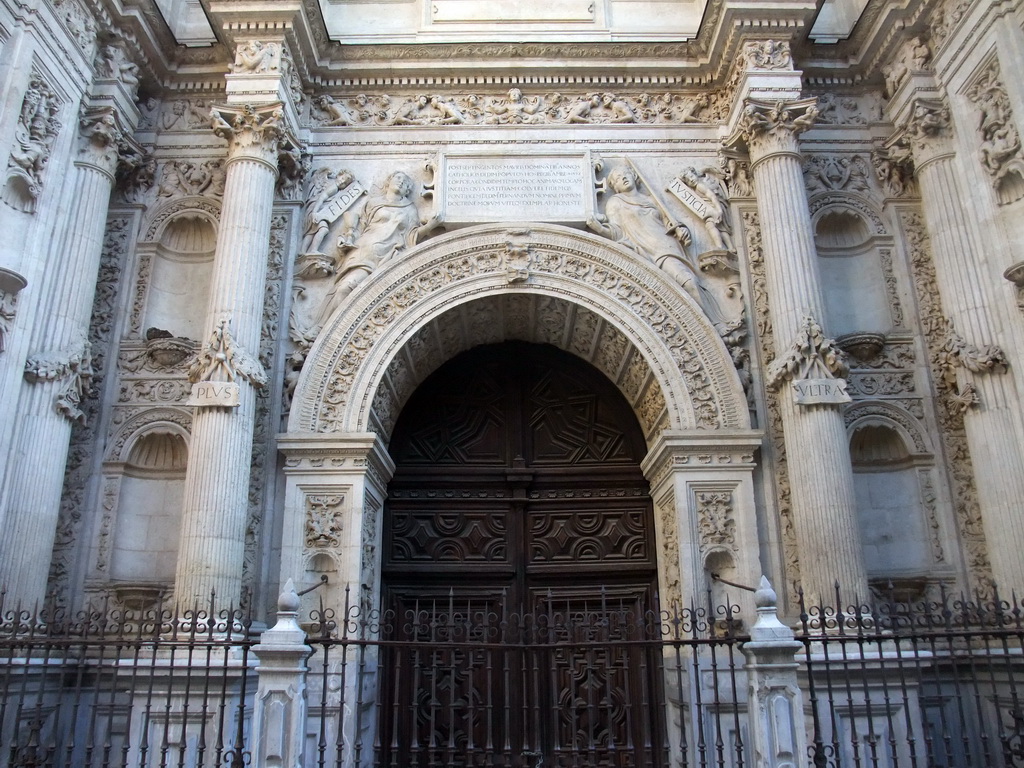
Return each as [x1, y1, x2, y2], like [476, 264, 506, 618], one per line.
[934, 317, 1007, 413]
[24, 339, 94, 424]
[187, 315, 268, 388]
[766, 315, 848, 389]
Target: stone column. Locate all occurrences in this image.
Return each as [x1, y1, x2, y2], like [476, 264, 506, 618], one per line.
[173, 104, 292, 609]
[0, 108, 130, 603]
[728, 98, 869, 607]
[893, 98, 1024, 593]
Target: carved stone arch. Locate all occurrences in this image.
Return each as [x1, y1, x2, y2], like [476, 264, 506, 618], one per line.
[843, 400, 933, 458]
[291, 223, 749, 444]
[106, 407, 193, 462]
[142, 196, 221, 244]
[808, 191, 890, 240]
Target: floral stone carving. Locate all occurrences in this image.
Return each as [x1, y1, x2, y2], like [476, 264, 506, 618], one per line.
[767, 316, 851, 406]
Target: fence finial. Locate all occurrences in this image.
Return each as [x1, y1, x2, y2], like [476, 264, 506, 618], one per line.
[750, 575, 793, 642]
[278, 578, 300, 614]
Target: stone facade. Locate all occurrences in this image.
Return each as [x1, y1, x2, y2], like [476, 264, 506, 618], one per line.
[0, 0, 1020, 627]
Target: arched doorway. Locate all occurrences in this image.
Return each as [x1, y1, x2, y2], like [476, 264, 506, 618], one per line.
[379, 341, 665, 767]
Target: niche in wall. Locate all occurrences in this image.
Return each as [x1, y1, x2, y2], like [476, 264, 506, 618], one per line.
[143, 213, 216, 340]
[815, 208, 892, 338]
[110, 431, 187, 586]
[850, 424, 932, 580]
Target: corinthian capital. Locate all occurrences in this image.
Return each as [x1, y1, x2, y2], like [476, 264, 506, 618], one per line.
[210, 103, 298, 170]
[727, 98, 819, 164]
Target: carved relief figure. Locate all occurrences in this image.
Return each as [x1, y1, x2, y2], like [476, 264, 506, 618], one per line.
[485, 88, 541, 124]
[316, 95, 358, 126]
[310, 172, 439, 333]
[965, 62, 1024, 204]
[95, 42, 139, 87]
[587, 165, 709, 313]
[231, 40, 278, 73]
[3, 74, 62, 212]
[675, 166, 735, 252]
[301, 167, 358, 255]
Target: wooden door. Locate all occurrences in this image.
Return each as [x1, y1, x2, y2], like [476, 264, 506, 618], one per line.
[379, 342, 665, 768]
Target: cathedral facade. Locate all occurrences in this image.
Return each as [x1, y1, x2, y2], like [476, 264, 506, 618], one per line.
[1, 0, 1024, 763]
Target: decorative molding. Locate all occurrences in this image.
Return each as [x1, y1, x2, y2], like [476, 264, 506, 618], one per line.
[210, 103, 298, 170]
[156, 159, 226, 199]
[803, 155, 871, 194]
[294, 225, 748, 436]
[741, 40, 793, 71]
[900, 210, 990, 589]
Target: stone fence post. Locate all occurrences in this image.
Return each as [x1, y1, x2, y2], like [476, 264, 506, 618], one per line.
[251, 579, 312, 768]
[742, 577, 807, 768]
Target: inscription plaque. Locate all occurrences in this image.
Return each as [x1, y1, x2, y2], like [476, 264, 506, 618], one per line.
[442, 155, 591, 223]
[188, 381, 241, 407]
[792, 378, 851, 406]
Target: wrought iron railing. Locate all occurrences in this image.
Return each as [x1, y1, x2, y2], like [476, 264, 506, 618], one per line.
[797, 585, 1024, 768]
[305, 587, 749, 768]
[1, 585, 1023, 768]
[0, 593, 255, 768]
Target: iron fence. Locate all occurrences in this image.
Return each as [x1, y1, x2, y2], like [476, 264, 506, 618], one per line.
[798, 585, 1024, 768]
[0, 593, 256, 768]
[304, 588, 749, 768]
[1, 585, 1024, 768]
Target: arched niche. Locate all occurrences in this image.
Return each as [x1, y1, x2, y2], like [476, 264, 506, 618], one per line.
[810, 195, 898, 338]
[290, 223, 750, 444]
[845, 403, 945, 596]
[107, 427, 189, 587]
[135, 198, 220, 341]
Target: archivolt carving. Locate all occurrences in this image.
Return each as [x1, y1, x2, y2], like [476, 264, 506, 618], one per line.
[808, 194, 887, 236]
[292, 224, 748, 439]
[143, 197, 221, 242]
[105, 407, 193, 462]
[843, 400, 932, 456]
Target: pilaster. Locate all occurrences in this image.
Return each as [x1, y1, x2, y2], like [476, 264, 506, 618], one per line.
[725, 92, 870, 606]
[886, 90, 1024, 593]
[0, 101, 141, 603]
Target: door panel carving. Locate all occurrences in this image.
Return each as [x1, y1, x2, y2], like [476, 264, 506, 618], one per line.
[381, 342, 663, 767]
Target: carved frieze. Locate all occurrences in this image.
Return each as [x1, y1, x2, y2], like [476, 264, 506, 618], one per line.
[231, 40, 281, 74]
[3, 72, 63, 213]
[53, 0, 97, 54]
[93, 41, 140, 94]
[156, 99, 217, 132]
[741, 40, 793, 71]
[964, 59, 1024, 205]
[307, 89, 725, 128]
[882, 36, 931, 97]
[156, 159, 226, 199]
[814, 93, 882, 126]
[803, 155, 871, 194]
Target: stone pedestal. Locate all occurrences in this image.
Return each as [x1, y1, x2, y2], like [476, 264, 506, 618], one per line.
[728, 98, 869, 607]
[173, 104, 288, 609]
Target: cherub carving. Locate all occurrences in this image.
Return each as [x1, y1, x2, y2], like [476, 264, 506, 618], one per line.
[675, 166, 735, 252]
[232, 40, 277, 74]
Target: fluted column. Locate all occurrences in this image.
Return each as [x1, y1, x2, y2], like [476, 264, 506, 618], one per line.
[896, 99, 1024, 593]
[0, 109, 127, 603]
[730, 99, 869, 606]
[173, 104, 289, 609]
